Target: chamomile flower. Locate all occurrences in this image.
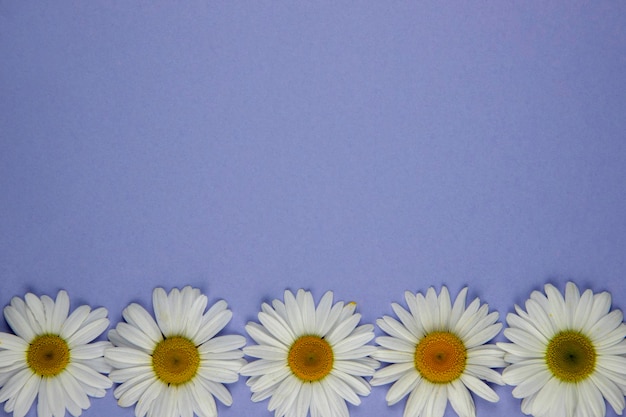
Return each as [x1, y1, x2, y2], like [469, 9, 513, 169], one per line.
[105, 286, 246, 417]
[240, 289, 379, 417]
[0, 290, 112, 417]
[498, 282, 626, 417]
[370, 287, 505, 417]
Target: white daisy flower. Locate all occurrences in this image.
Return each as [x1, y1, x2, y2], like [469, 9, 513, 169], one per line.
[0, 290, 112, 417]
[370, 286, 505, 417]
[498, 282, 626, 417]
[105, 286, 246, 417]
[240, 289, 379, 417]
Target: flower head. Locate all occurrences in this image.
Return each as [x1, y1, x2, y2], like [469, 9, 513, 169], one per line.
[371, 286, 505, 417]
[498, 282, 626, 417]
[105, 286, 246, 417]
[0, 290, 112, 417]
[240, 289, 379, 417]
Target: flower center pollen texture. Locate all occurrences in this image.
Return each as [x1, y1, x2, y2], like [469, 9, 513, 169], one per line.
[152, 336, 200, 385]
[288, 336, 334, 382]
[546, 331, 596, 382]
[414, 331, 467, 383]
[27, 334, 71, 377]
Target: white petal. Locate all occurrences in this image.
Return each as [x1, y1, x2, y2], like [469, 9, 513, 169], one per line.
[24, 293, 46, 334]
[0, 332, 28, 351]
[58, 371, 90, 410]
[199, 334, 245, 353]
[589, 310, 623, 341]
[284, 290, 305, 337]
[333, 359, 376, 376]
[4, 306, 35, 341]
[574, 289, 594, 331]
[391, 302, 424, 339]
[105, 346, 152, 368]
[428, 384, 448, 417]
[449, 288, 469, 327]
[190, 379, 217, 417]
[590, 372, 625, 414]
[243, 345, 286, 360]
[404, 379, 432, 417]
[109, 365, 153, 383]
[318, 301, 344, 337]
[245, 322, 287, 349]
[503, 328, 546, 353]
[0, 367, 33, 404]
[372, 348, 414, 363]
[385, 369, 419, 405]
[152, 287, 172, 336]
[332, 330, 374, 355]
[509, 367, 552, 399]
[438, 287, 452, 331]
[465, 364, 503, 385]
[448, 378, 475, 417]
[37, 377, 51, 417]
[67, 318, 109, 347]
[51, 290, 70, 334]
[377, 316, 418, 344]
[135, 379, 164, 417]
[194, 309, 232, 345]
[45, 375, 65, 417]
[296, 381, 312, 417]
[112, 323, 158, 352]
[581, 291, 611, 334]
[0, 350, 27, 367]
[525, 298, 557, 338]
[70, 340, 110, 360]
[117, 375, 154, 407]
[460, 373, 499, 402]
[325, 314, 360, 345]
[325, 373, 360, 405]
[371, 362, 414, 386]
[376, 336, 415, 353]
[183, 294, 209, 340]
[564, 282, 581, 327]
[66, 362, 112, 389]
[59, 305, 90, 339]
[122, 303, 163, 344]
[314, 291, 333, 335]
[12, 372, 40, 417]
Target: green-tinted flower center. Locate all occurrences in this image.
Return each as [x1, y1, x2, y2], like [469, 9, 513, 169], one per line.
[27, 334, 70, 377]
[414, 331, 467, 383]
[287, 336, 334, 382]
[545, 331, 596, 382]
[152, 336, 200, 385]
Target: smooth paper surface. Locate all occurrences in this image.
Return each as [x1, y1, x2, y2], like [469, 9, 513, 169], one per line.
[1, 2, 625, 417]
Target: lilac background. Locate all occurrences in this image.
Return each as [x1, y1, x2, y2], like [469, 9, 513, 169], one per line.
[1, 2, 626, 417]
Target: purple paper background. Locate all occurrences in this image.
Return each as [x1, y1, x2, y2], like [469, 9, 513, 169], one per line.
[2, 2, 626, 417]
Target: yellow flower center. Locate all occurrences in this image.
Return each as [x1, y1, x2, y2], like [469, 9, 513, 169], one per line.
[287, 336, 334, 382]
[414, 331, 467, 383]
[545, 331, 596, 382]
[27, 334, 70, 377]
[152, 336, 200, 385]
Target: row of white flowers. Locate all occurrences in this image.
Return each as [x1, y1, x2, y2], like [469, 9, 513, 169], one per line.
[0, 283, 624, 417]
